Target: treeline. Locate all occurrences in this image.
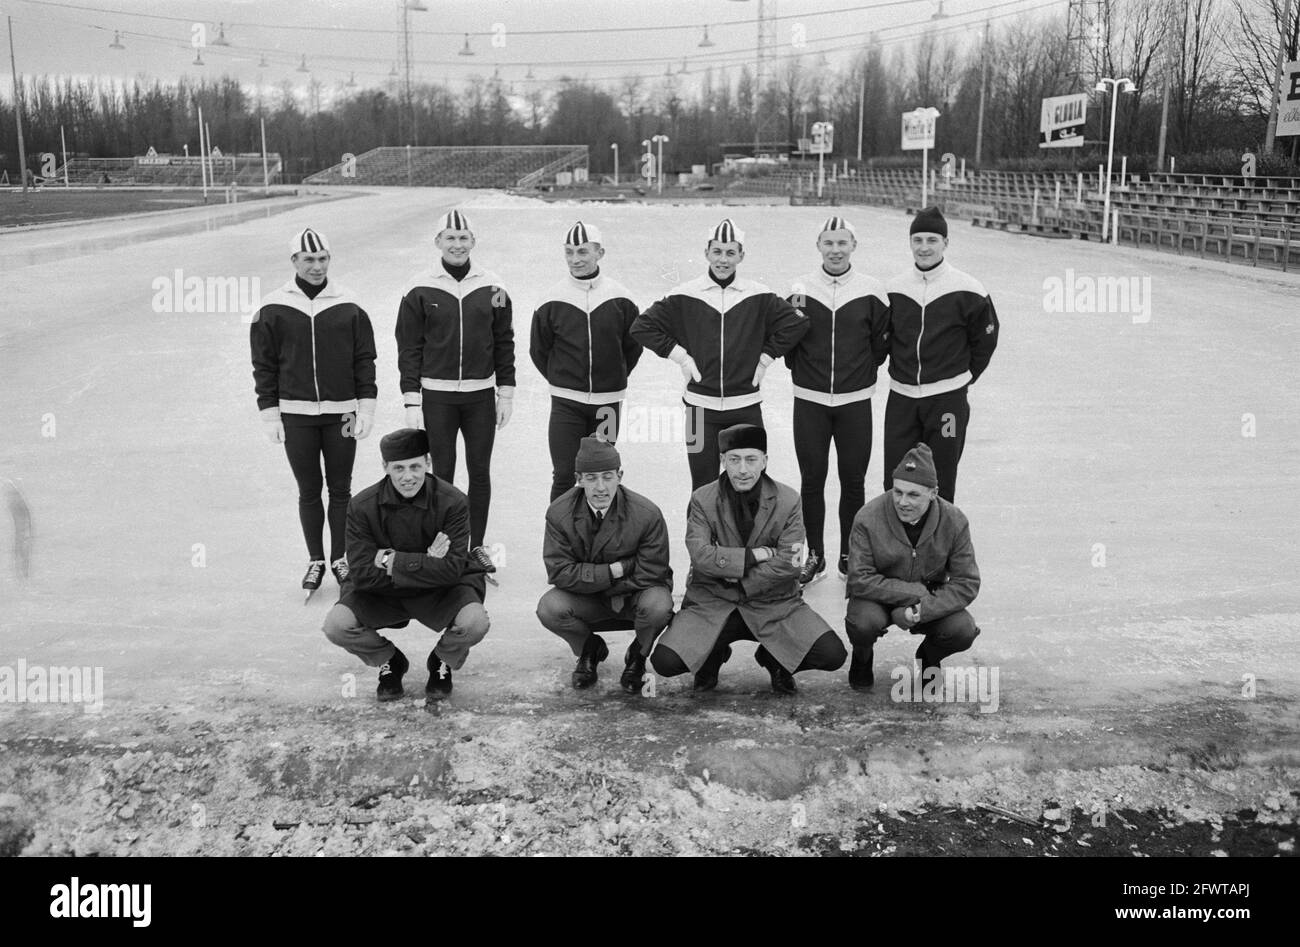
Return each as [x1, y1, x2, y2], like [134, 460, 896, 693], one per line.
[1, 0, 1295, 179]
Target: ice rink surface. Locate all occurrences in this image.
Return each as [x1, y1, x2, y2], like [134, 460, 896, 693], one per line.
[1, 187, 1298, 854]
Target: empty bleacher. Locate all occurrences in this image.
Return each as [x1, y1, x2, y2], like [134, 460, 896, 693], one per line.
[304, 145, 588, 188]
[60, 154, 280, 187]
[724, 165, 1300, 270]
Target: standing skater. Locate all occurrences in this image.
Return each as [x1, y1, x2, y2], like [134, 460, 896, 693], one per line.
[632, 219, 809, 494]
[785, 216, 891, 585]
[530, 222, 643, 502]
[250, 228, 377, 600]
[884, 207, 999, 502]
[396, 209, 515, 577]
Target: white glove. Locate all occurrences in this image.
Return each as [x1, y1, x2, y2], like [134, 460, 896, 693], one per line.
[352, 414, 373, 439]
[669, 346, 702, 384]
[404, 405, 423, 429]
[496, 395, 514, 429]
[751, 354, 773, 388]
[264, 420, 284, 444]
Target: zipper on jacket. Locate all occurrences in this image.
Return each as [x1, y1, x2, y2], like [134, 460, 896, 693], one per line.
[456, 277, 465, 384]
[915, 275, 927, 388]
[585, 284, 594, 394]
[309, 296, 321, 404]
[829, 279, 838, 396]
[719, 286, 726, 399]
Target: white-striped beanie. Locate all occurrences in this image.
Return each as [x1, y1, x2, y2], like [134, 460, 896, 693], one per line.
[565, 221, 603, 246]
[820, 215, 856, 236]
[709, 218, 745, 245]
[290, 228, 330, 255]
[436, 209, 473, 234]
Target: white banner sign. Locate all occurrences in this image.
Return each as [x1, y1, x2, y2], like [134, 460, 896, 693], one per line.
[811, 121, 834, 154]
[1279, 61, 1300, 137]
[1039, 93, 1087, 148]
[901, 111, 936, 151]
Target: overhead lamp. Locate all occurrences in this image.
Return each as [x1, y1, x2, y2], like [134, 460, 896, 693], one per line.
[212, 23, 231, 47]
[297, 55, 310, 73]
[699, 25, 715, 48]
[109, 31, 125, 50]
[458, 33, 475, 56]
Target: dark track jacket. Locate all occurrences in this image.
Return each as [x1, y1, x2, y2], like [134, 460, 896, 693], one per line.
[395, 262, 516, 403]
[530, 273, 643, 405]
[250, 279, 377, 417]
[785, 267, 891, 406]
[631, 274, 809, 411]
[886, 260, 999, 398]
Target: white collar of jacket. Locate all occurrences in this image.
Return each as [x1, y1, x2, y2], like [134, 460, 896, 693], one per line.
[567, 271, 603, 292]
[815, 266, 856, 288]
[909, 259, 951, 283]
[426, 260, 490, 285]
[677, 272, 770, 311]
[279, 277, 348, 301]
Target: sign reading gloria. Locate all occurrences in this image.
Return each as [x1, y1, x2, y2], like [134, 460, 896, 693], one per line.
[1040, 93, 1087, 148]
[1279, 60, 1300, 138]
[901, 108, 938, 150]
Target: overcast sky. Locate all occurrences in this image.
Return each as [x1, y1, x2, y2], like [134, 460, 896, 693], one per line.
[4, 0, 1064, 94]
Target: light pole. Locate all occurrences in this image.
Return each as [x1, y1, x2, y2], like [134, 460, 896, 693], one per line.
[652, 133, 669, 195]
[611, 142, 619, 185]
[403, 0, 428, 145]
[1095, 76, 1135, 242]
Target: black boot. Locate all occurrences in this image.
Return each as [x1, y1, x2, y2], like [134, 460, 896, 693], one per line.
[693, 643, 732, 691]
[376, 648, 409, 702]
[571, 635, 609, 690]
[916, 640, 941, 676]
[755, 646, 797, 695]
[619, 641, 647, 694]
[849, 645, 875, 690]
[426, 651, 453, 701]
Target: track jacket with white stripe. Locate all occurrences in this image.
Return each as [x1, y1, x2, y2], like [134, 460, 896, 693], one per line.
[250, 279, 378, 420]
[395, 262, 516, 405]
[784, 267, 891, 407]
[631, 273, 810, 412]
[529, 272, 643, 405]
[885, 260, 999, 399]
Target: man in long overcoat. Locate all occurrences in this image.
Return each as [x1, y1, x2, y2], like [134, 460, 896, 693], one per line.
[650, 424, 845, 694]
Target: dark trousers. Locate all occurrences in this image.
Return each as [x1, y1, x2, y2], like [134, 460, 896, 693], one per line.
[884, 386, 969, 502]
[536, 586, 674, 658]
[423, 391, 496, 548]
[548, 398, 622, 502]
[685, 402, 764, 493]
[844, 598, 980, 666]
[283, 419, 356, 561]
[651, 610, 847, 677]
[793, 397, 872, 559]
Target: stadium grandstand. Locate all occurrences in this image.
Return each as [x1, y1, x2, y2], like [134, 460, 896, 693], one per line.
[304, 145, 588, 189]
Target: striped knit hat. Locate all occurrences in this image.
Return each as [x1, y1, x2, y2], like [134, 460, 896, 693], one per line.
[565, 221, 603, 246]
[709, 218, 745, 246]
[436, 209, 473, 235]
[290, 228, 330, 255]
[820, 215, 857, 236]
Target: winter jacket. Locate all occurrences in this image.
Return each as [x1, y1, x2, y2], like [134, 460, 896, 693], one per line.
[345, 474, 482, 598]
[886, 260, 999, 398]
[395, 262, 516, 402]
[665, 474, 832, 672]
[530, 273, 643, 404]
[631, 274, 810, 411]
[542, 485, 673, 601]
[845, 491, 980, 621]
[785, 267, 891, 406]
[249, 279, 377, 417]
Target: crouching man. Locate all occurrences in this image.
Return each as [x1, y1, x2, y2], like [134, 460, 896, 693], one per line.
[844, 443, 980, 690]
[650, 424, 846, 694]
[322, 428, 490, 704]
[537, 436, 674, 692]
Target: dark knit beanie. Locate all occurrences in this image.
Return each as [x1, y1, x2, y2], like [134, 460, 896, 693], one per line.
[574, 436, 621, 473]
[909, 206, 948, 238]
